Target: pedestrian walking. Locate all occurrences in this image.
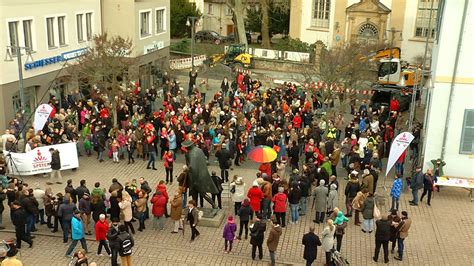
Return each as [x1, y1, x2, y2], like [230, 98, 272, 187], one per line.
[420, 168, 435, 206]
[58, 196, 77, 243]
[10, 201, 33, 249]
[95, 214, 111, 256]
[267, 217, 282, 266]
[65, 210, 89, 258]
[272, 186, 287, 227]
[237, 199, 252, 240]
[409, 166, 424, 206]
[361, 192, 375, 233]
[223, 215, 237, 253]
[170, 192, 183, 233]
[47, 148, 62, 185]
[312, 179, 328, 224]
[344, 172, 360, 217]
[373, 215, 391, 264]
[151, 191, 167, 231]
[390, 173, 403, 211]
[186, 200, 200, 241]
[117, 224, 134, 266]
[250, 214, 266, 260]
[210, 171, 224, 209]
[106, 217, 121, 266]
[288, 182, 302, 224]
[302, 226, 322, 266]
[394, 211, 412, 261]
[321, 219, 336, 266]
[333, 211, 349, 252]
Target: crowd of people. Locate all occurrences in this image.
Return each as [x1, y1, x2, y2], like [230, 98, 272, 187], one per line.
[0, 67, 443, 266]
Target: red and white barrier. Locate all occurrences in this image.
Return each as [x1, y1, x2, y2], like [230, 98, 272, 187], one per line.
[169, 55, 207, 70]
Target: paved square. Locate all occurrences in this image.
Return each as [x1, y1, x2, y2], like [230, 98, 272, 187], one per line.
[1, 155, 473, 265]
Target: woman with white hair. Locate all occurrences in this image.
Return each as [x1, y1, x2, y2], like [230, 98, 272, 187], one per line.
[95, 214, 111, 256]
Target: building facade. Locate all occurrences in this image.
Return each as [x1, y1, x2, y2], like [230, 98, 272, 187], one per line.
[0, 0, 170, 130]
[422, 0, 474, 178]
[101, 0, 170, 93]
[0, 0, 102, 130]
[202, 0, 235, 36]
[289, 0, 440, 62]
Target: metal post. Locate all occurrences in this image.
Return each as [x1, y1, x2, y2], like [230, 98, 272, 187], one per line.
[408, 68, 420, 131]
[191, 19, 195, 72]
[16, 46, 25, 110]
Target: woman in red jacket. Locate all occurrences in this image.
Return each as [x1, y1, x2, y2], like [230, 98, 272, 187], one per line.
[247, 181, 264, 219]
[95, 214, 111, 256]
[272, 186, 288, 227]
[151, 191, 167, 230]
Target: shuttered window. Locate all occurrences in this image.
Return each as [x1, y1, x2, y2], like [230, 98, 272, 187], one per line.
[460, 109, 474, 154]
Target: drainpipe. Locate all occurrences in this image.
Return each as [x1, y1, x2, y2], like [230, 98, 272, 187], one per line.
[440, 0, 469, 160]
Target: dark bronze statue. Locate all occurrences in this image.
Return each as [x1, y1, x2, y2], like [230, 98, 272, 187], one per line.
[182, 140, 218, 209]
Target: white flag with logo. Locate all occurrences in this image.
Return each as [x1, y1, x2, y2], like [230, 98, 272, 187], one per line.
[34, 104, 53, 133]
[385, 132, 415, 176]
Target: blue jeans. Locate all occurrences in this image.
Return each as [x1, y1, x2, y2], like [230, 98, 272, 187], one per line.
[26, 214, 35, 236]
[147, 151, 156, 168]
[391, 197, 399, 211]
[363, 219, 374, 232]
[98, 151, 104, 161]
[65, 238, 88, 256]
[63, 219, 71, 242]
[182, 191, 187, 209]
[397, 237, 405, 258]
[341, 155, 348, 168]
[290, 204, 299, 223]
[395, 162, 404, 177]
[411, 189, 419, 204]
[299, 197, 307, 215]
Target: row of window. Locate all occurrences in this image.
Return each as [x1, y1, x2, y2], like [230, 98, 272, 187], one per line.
[139, 8, 166, 39]
[8, 12, 94, 52]
[310, 0, 439, 38]
[206, 3, 233, 16]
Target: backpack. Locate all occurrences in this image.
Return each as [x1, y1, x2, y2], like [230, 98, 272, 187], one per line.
[118, 232, 133, 256]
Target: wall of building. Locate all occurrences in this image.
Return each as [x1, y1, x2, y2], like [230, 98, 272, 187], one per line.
[422, 0, 474, 178]
[202, 2, 233, 36]
[399, 0, 430, 62]
[0, 0, 101, 130]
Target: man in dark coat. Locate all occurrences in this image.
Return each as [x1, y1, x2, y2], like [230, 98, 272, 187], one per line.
[47, 148, 62, 185]
[210, 171, 223, 209]
[75, 179, 90, 200]
[182, 140, 219, 209]
[250, 214, 267, 260]
[215, 145, 231, 182]
[302, 226, 322, 266]
[11, 200, 33, 248]
[373, 215, 392, 263]
[409, 166, 424, 206]
[106, 217, 121, 266]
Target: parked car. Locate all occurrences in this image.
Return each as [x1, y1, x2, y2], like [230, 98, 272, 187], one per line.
[225, 32, 252, 44]
[194, 30, 224, 45]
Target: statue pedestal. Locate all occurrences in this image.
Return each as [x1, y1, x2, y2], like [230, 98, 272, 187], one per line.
[198, 208, 225, 227]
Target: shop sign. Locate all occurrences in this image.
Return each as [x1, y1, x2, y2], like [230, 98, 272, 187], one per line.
[24, 48, 87, 71]
[144, 41, 164, 55]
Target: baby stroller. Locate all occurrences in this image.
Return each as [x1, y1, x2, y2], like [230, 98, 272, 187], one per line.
[331, 248, 350, 266]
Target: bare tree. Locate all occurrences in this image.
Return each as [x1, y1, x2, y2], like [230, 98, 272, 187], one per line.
[226, 0, 248, 47]
[68, 33, 136, 125]
[260, 0, 271, 48]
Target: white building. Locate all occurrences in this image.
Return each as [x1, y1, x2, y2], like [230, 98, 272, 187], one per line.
[0, 0, 170, 131]
[0, 0, 101, 130]
[422, 0, 474, 178]
[289, 0, 441, 63]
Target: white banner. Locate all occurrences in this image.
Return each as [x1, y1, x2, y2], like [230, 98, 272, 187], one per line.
[385, 132, 415, 176]
[34, 104, 53, 133]
[5, 142, 79, 176]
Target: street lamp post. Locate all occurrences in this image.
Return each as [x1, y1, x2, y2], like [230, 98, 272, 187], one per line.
[5, 46, 33, 111]
[186, 16, 198, 72]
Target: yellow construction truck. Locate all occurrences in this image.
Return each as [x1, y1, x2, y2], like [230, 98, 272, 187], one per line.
[205, 44, 254, 69]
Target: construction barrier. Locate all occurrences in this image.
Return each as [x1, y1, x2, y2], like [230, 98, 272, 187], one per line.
[169, 55, 207, 70]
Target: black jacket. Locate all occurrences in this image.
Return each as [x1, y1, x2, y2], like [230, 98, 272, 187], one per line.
[210, 175, 223, 193]
[50, 150, 61, 170]
[215, 148, 231, 169]
[11, 206, 28, 227]
[250, 220, 266, 245]
[237, 205, 253, 222]
[345, 180, 361, 198]
[65, 185, 77, 203]
[288, 188, 302, 204]
[106, 225, 121, 250]
[75, 185, 90, 200]
[302, 232, 322, 261]
[375, 219, 392, 241]
[20, 195, 39, 215]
